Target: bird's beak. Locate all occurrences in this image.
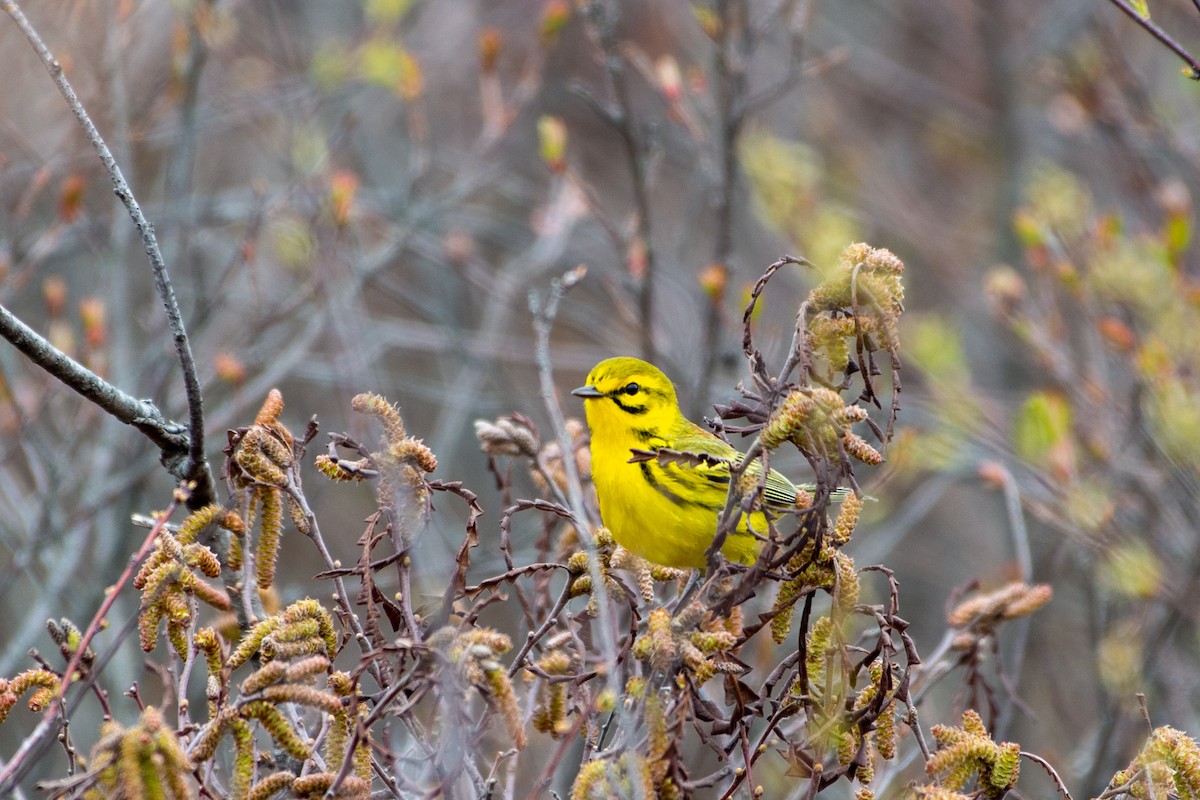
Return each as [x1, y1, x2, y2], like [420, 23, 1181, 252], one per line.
[571, 384, 604, 399]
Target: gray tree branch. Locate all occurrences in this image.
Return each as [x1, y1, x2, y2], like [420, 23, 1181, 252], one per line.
[0, 303, 192, 475]
[1, 0, 214, 507]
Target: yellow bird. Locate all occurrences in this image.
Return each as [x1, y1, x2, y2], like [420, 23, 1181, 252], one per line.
[572, 356, 801, 569]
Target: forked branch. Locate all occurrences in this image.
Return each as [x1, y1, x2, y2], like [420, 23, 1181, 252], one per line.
[1, 0, 213, 507]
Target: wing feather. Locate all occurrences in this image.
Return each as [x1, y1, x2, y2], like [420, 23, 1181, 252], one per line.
[663, 422, 799, 511]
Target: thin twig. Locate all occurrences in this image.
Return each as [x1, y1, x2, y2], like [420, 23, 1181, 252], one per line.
[988, 460, 1033, 740]
[324, 713, 366, 800]
[1, 0, 213, 507]
[1022, 750, 1075, 800]
[528, 267, 622, 680]
[528, 267, 594, 535]
[0, 491, 184, 794]
[1103, 0, 1200, 78]
[704, 255, 806, 571]
[507, 584, 573, 678]
[287, 482, 385, 680]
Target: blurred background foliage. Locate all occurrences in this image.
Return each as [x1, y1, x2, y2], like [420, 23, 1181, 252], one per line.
[2, 0, 1200, 795]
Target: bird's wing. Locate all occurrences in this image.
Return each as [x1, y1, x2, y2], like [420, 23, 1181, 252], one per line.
[670, 422, 799, 511]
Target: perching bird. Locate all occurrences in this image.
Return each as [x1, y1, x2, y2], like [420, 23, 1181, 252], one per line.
[572, 356, 802, 569]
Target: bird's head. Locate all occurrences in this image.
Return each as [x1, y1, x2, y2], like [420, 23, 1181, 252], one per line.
[572, 357, 680, 437]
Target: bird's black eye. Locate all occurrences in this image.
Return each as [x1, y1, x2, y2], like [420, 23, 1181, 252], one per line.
[623, 382, 640, 396]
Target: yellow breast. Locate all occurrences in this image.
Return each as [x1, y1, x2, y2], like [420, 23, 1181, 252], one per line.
[589, 440, 762, 569]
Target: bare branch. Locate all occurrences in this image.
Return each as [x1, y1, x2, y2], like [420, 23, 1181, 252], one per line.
[1022, 750, 1075, 800]
[0, 301, 190, 467]
[1103, 0, 1200, 78]
[1, 0, 213, 507]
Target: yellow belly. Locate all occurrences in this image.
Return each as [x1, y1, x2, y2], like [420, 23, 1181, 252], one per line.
[592, 453, 763, 569]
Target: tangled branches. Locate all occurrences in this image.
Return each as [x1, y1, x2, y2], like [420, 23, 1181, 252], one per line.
[0, 248, 1098, 800]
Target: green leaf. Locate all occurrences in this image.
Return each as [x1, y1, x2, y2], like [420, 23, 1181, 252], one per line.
[739, 132, 819, 241]
[1013, 391, 1073, 468]
[1099, 540, 1161, 599]
[1164, 213, 1191, 259]
[358, 37, 423, 100]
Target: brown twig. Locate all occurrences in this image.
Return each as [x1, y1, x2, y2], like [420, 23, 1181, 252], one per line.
[507, 583, 574, 679]
[1022, 750, 1075, 800]
[286, 480, 386, 674]
[0, 490, 184, 793]
[1103, 0, 1200, 78]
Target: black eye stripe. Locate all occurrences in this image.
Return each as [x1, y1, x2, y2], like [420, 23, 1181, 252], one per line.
[609, 395, 649, 415]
